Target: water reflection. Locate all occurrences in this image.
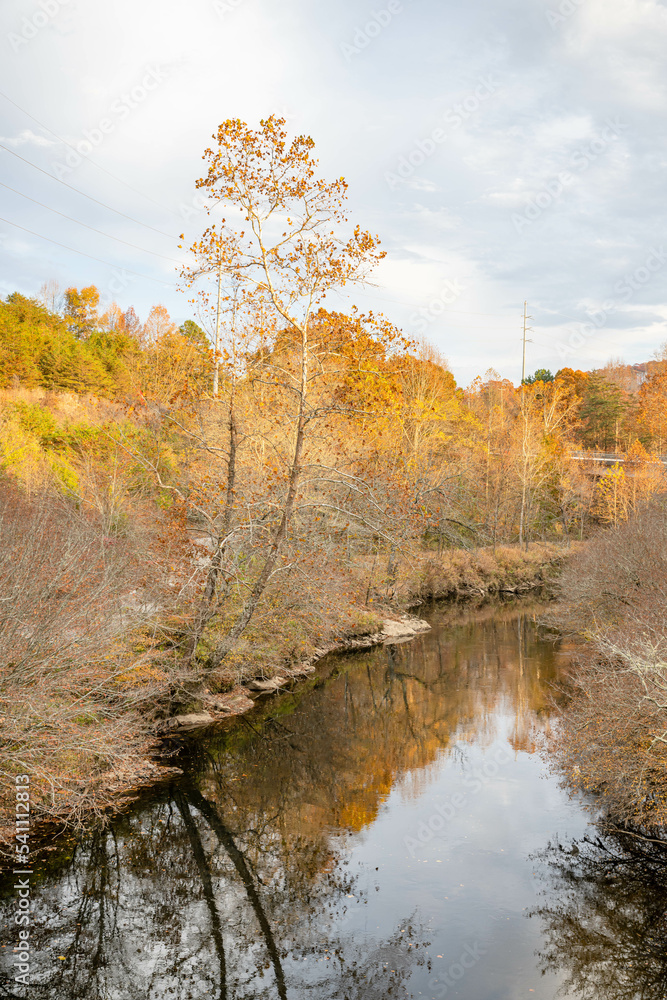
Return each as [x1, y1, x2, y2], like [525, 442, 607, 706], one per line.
[533, 826, 667, 1000]
[0, 600, 633, 999]
[4, 781, 426, 999]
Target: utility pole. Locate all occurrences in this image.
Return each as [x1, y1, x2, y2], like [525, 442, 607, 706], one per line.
[521, 301, 532, 384]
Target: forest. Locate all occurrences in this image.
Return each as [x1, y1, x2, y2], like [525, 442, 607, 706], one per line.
[4, 286, 667, 544]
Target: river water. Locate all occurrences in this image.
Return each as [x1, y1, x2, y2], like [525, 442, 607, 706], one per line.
[2, 597, 666, 999]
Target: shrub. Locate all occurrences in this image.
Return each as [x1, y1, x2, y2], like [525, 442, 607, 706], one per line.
[550, 500, 667, 829]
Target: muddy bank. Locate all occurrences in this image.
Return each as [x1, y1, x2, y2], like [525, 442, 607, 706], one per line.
[158, 614, 432, 734]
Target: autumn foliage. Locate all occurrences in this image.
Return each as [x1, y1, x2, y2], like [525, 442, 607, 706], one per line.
[3, 116, 667, 832]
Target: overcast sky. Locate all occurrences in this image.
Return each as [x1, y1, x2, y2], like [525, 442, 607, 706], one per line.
[2, 0, 667, 385]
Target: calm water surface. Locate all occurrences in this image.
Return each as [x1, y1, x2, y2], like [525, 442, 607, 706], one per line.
[2, 599, 666, 999]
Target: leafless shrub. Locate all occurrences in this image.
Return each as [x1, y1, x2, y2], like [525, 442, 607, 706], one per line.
[549, 499, 667, 635]
[0, 483, 162, 831]
[549, 499, 667, 829]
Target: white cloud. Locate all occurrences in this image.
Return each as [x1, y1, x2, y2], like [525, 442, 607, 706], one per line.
[0, 0, 665, 385]
[0, 129, 55, 148]
[404, 177, 440, 193]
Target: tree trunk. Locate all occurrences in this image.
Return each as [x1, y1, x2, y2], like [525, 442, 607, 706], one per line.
[186, 404, 238, 664]
[210, 324, 308, 667]
[175, 792, 228, 998]
[186, 783, 287, 1000]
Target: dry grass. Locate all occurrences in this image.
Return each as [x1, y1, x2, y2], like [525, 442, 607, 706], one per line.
[351, 542, 566, 606]
[201, 553, 385, 690]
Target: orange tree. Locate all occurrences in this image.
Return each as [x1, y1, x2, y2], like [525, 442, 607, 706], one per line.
[181, 116, 389, 665]
[639, 362, 667, 453]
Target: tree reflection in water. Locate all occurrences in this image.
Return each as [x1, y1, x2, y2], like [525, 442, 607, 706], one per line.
[532, 826, 667, 1000]
[0, 600, 571, 1000]
[1, 779, 427, 1000]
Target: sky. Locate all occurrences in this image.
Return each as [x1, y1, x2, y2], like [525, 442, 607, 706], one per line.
[1, 0, 667, 387]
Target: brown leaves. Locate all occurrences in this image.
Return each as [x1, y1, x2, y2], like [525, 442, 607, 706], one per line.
[181, 115, 384, 330]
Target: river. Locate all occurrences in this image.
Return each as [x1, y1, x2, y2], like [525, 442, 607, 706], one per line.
[2, 597, 666, 999]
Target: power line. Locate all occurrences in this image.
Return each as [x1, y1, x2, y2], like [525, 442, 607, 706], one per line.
[530, 336, 560, 350]
[0, 214, 177, 286]
[0, 180, 185, 265]
[427, 322, 521, 330]
[0, 142, 177, 240]
[362, 287, 586, 327]
[0, 89, 184, 221]
[352, 286, 527, 319]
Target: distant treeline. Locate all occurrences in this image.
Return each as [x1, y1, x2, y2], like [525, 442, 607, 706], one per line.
[0, 286, 208, 397]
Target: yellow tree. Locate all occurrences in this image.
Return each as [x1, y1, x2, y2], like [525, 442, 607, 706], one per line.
[64, 285, 99, 339]
[465, 372, 518, 544]
[140, 304, 178, 345]
[185, 116, 386, 664]
[592, 441, 663, 526]
[622, 439, 664, 513]
[517, 388, 545, 546]
[393, 343, 457, 464]
[518, 377, 590, 542]
[592, 464, 628, 527]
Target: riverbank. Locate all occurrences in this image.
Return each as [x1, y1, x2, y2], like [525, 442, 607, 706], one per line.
[547, 503, 667, 833]
[0, 541, 567, 851]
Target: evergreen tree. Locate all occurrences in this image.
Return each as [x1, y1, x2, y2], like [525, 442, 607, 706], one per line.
[579, 373, 626, 450]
